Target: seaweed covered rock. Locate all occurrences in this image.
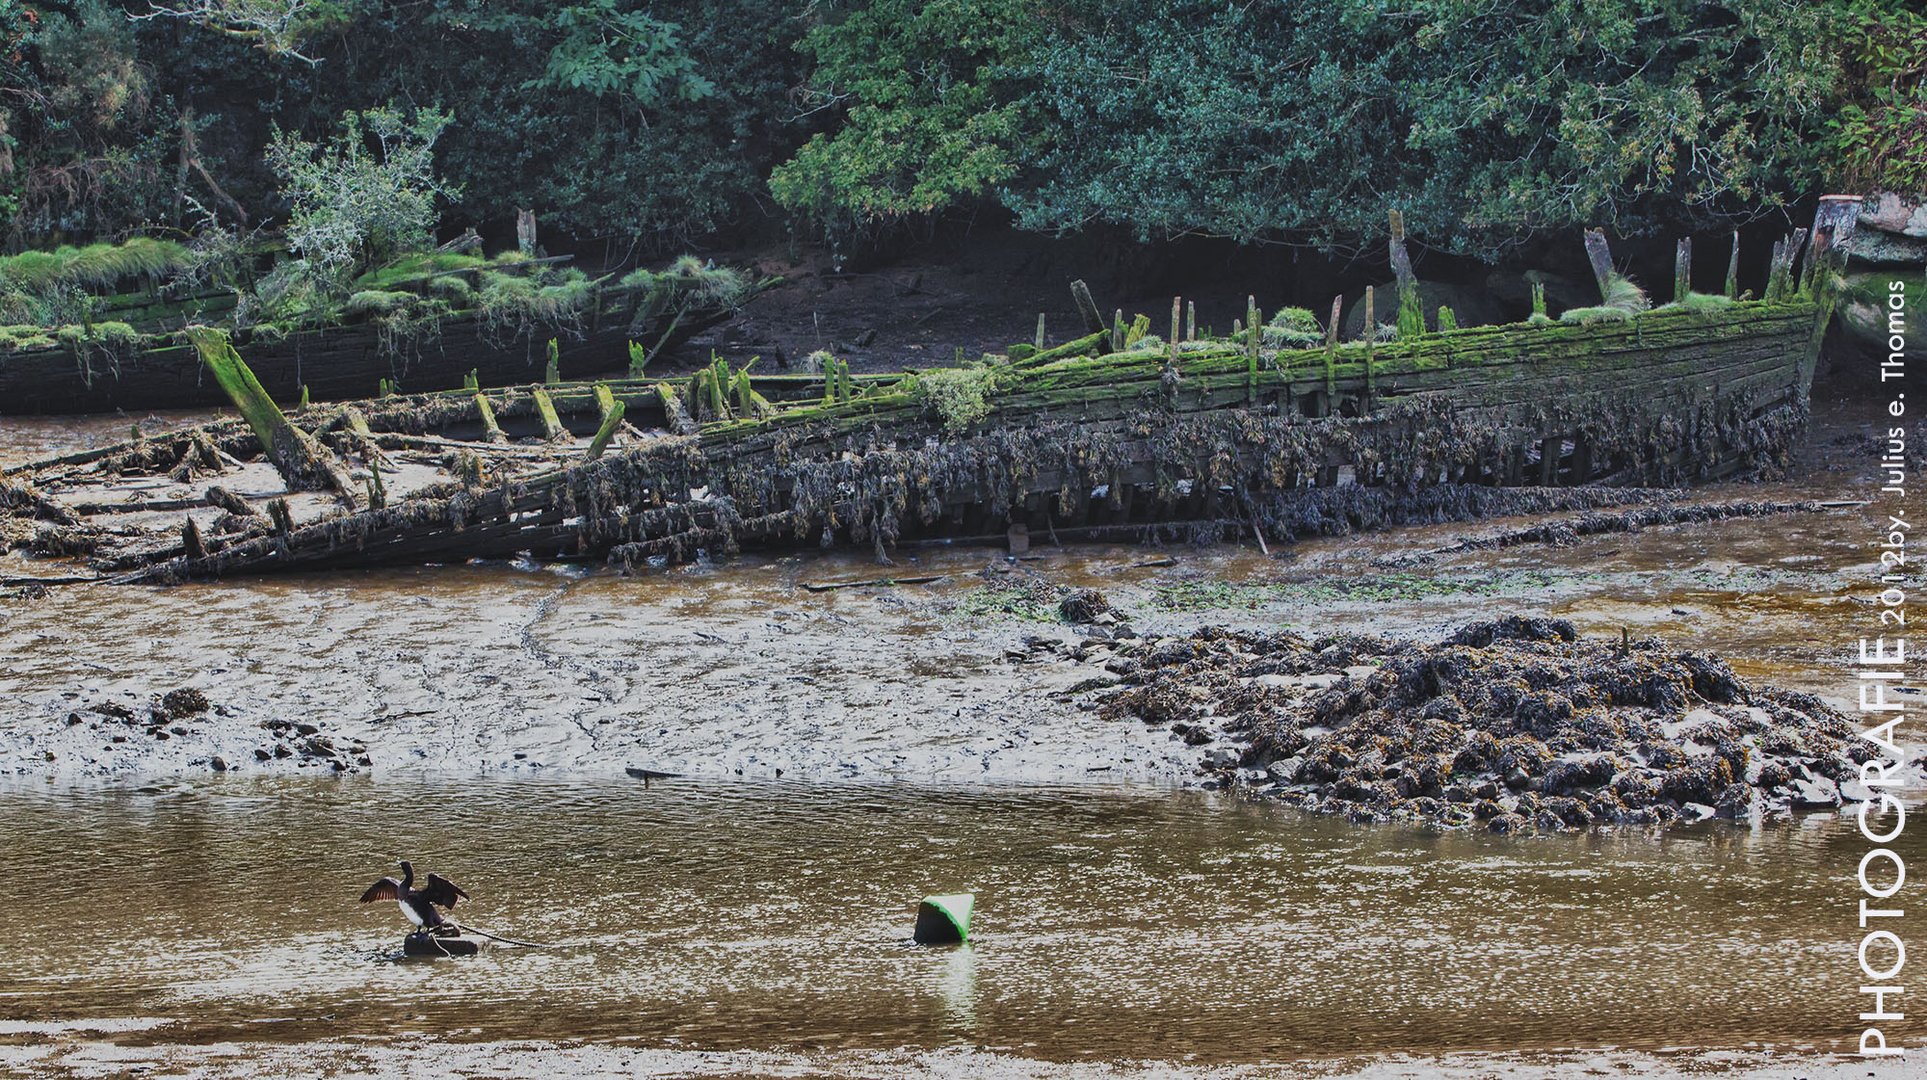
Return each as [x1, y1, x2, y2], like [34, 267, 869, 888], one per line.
[1089, 620, 1903, 833]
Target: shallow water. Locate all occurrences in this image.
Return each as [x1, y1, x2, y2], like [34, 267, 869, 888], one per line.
[0, 777, 1902, 1062]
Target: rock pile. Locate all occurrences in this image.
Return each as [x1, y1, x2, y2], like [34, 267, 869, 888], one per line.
[1095, 616, 1895, 831]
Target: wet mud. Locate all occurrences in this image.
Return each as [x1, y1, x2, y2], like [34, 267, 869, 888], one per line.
[0, 401, 1908, 785]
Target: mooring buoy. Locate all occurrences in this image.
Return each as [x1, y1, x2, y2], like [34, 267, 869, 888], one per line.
[913, 893, 973, 945]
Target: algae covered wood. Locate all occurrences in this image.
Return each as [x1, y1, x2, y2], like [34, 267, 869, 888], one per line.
[0, 265, 765, 416]
[1, 222, 1839, 586]
[187, 327, 353, 500]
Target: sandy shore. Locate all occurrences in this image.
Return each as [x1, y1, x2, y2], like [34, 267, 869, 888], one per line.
[0, 1030, 1908, 1080]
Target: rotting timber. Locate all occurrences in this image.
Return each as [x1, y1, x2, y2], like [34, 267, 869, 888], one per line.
[0, 211, 1855, 586]
[0, 257, 764, 416]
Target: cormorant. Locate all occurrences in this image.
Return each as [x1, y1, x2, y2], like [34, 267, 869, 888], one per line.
[359, 860, 468, 931]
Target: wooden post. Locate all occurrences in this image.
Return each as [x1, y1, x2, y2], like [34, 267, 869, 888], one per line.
[365, 468, 386, 510]
[1111, 309, 1125, 353]
[655, 382, 698, 435]
[297, 384, 310, 409]
[1247, 296, 1260, 360]
[1766, 239, 1787, 301]
[342, 407, 374, 439]
[1788, 227, 1810, 283]
[586, 384, 626, 460]
[1170, 296, 1182, 361]
[1186, 300, 1196, 342]
[531, 388, 567, 441]
[516, 209, 537, 255]
[474, 393, 507, 443]
[1803, 228, 1832, 297]
[1363, 285, 1376, 394]
[186, 327, 351, 499]
[1582, 229, 1615, 301]
[1326, 295, 1343, 348]
[1674, 238, 1692, 303]
[181, 516, 205, 560]
[1809, 195, 1864, 295]
[267, 497, 293, 536]
[204, 485, 258, 518]
[1034, 312, 1047, 351]
[1725, 231, 1741, 298]
[1389, 209, 1423, 339]
[545, 339, 561, 385]
[1070, 280, 1105, 334]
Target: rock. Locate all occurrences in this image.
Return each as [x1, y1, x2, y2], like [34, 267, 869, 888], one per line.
[1504, 767, 1530, 790]
[160, 688, 210, 718]
[1660, 760, 1734, 806]
[1202, 747, 1241, 770]
[1791, 777, 1841, 809]
[1860, 191, 1927, 237]
[1678, 802, 1716, 824]
[1714, 782, 1753, 819]
[1448, 616, 1575, 648]
[1488, 812, 1529, 835]
[1058, 588, 1113, 624]
[1266, 757, 1303, 782]
[1845, 229, 1927, 266]
[295, 722, 321, 736]
[210, 755, 229, 772]
[1541, 755, 1616, 796]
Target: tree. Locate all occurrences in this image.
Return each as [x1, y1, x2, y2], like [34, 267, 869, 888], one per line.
[266, 105, 456, 284]
[1830, 1, 1927, 192]
[768, 0, 1035, 233]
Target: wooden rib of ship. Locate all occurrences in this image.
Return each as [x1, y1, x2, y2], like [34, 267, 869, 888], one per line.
[0, 202, 1861, 586]
[0, 257, 762, 416]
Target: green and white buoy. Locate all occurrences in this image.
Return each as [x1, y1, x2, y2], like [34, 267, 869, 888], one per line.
[914, 893, 973, 945]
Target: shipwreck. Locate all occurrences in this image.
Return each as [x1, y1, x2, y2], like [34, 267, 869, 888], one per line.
[0, 247, 762, 415]
[0, 202, 1862, 586]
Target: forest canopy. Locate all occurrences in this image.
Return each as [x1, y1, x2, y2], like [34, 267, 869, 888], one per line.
[0, 0, 1918, 259]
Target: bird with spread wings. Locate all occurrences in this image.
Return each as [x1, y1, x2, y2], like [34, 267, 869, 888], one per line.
[360, 860, 469, 932]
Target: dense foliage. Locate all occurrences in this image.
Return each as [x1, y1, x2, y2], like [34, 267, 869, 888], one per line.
[1833, 2, 1927, 193]
[0, 0, 1916, 259]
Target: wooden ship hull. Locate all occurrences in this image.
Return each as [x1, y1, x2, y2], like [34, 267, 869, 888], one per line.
[0, 278, 746, 416]
[0, 291, 1833, 586]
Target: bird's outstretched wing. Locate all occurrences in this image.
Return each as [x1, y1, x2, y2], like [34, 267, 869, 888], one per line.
[422, 873, 469, 909]
[360, 876, 403, 903]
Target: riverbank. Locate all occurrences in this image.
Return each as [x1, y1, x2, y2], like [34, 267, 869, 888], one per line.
[0, 400, 1906, 785]
[5, 1036, 1914, 1080]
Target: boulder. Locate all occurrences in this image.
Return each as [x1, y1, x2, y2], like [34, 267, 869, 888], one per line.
[1860, 192, 1927, 238]
[1791, 776, 1841, 810]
